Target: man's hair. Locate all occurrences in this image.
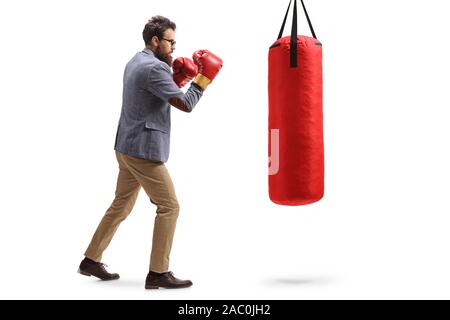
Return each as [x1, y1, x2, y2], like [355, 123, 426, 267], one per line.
[143, 15, 176, 45]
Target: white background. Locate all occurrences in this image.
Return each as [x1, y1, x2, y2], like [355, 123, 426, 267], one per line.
[1, 0, 450, 299]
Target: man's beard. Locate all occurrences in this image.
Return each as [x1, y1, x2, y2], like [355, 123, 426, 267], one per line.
[155, 45, 173, 67]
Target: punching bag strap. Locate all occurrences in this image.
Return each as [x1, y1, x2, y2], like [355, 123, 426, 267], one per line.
[300, 0, 317, 40]
[277, 0, 318, 68]
[277, 0, 292, 40]
[290, 0, 298, 67]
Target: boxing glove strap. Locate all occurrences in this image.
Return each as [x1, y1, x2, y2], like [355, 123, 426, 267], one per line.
[193, 73, 211, 90]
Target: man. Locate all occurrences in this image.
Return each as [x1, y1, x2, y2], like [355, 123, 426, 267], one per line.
[78, 16, 222, 289]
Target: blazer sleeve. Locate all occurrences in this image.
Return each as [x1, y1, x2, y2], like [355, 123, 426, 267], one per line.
[147, 62, 183, 101]
[147, 62, 204, 112]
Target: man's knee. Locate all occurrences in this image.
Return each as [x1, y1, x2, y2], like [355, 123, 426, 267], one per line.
[169, 199, 180, 216]
[158, 198, 179, 218]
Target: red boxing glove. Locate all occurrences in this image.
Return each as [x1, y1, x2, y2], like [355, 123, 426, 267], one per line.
[192, 50, 223, 90]
[173, 57, 198, 88]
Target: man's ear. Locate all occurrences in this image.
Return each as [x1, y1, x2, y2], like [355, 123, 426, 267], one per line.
[151, 36, 159, 47]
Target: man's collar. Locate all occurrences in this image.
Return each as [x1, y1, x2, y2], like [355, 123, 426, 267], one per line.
[142, 47, 154, 56]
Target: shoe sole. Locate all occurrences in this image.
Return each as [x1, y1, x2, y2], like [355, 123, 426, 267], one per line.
[78, 268, 91, 277]
[77, 268, 120, 281]
[145, 283, 193, 290]
[145, 285, 159, 289]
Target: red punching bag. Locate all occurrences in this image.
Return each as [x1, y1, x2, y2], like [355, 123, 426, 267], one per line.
[268, 0, 324, 205]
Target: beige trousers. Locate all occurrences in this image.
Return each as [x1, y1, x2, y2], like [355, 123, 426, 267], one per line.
[84, 151, 180, 273]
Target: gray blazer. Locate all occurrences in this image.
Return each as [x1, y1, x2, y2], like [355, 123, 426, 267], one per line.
[114, 48, 203, 162]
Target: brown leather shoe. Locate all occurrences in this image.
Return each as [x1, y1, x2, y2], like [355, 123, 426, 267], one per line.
[78, 257, 120, 281]
[145, 271, 193, 289]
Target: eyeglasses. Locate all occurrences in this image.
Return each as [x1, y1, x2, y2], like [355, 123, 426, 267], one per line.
[160, 37, 176, 47]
